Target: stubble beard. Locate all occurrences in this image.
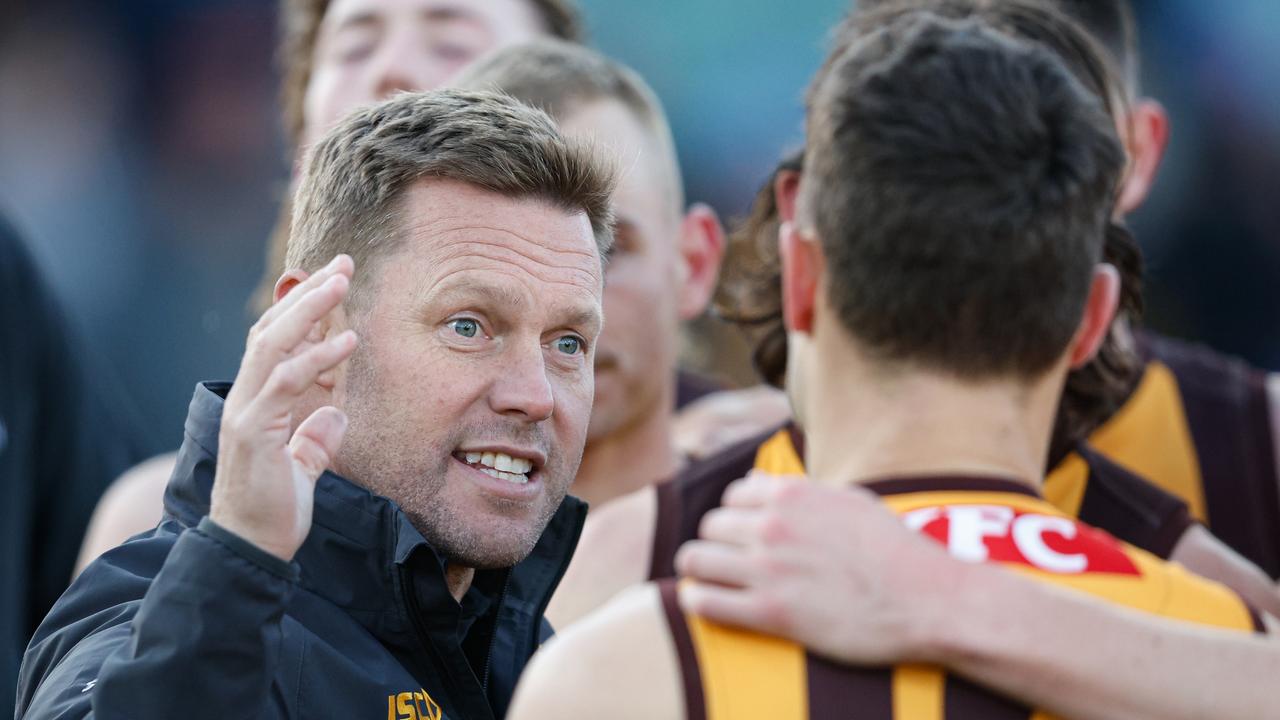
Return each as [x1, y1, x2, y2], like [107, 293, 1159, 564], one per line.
[338, 354, 573, 570]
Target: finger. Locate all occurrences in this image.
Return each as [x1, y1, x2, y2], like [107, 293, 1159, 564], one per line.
[678, 582, 783, 636]
[255, 254, 354, 330]
[246, 329, 358, 420]
[674, 540, 754, 588]
[697, 506, 766, 545]
[238, 274, 352, 397]
[720, 472, 806, 509]
[290, 406, 349, 482]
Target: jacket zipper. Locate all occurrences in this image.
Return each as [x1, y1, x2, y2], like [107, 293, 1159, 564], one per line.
[478, 573, 512, 693]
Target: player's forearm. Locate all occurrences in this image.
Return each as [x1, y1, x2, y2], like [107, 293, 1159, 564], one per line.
[921, 564, 1279, 720]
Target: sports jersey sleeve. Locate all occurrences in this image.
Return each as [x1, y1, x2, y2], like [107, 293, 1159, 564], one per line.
[1076, 444, 1195, 559]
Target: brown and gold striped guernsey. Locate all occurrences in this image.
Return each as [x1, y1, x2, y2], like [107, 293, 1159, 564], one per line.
[650, 425, 1193, 579]
[1075, 331, 1280, 577]
[659, 476, 1264, 720]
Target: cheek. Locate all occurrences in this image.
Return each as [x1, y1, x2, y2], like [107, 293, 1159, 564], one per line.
[364, 339, 489, 425]
[551, 373, 594, 439]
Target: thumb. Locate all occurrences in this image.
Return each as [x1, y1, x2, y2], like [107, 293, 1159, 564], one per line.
[289, 406, 348, 481]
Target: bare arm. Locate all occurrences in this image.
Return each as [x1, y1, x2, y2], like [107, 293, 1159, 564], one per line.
[1172, 523, 1280, 619]
[545, 485, 656, 630]
[920, 556, 1280, 720]
[678, 476, 1280, 720]
[511, 585, 683, 720]
[74, 453, 176, 576]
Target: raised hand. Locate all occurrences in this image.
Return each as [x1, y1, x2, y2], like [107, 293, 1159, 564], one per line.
[209, 255, 358, 561]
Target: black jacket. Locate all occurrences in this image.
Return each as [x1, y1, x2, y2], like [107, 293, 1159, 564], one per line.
[16, 382, 586, 719]
[0, 215, 146, 714]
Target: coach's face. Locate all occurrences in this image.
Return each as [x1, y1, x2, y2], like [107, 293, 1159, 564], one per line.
[333, 178, 603, 568]
[303, 0, 546, 147]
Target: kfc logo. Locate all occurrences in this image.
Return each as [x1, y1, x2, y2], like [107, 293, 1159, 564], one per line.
[902, 505, 1140, 575]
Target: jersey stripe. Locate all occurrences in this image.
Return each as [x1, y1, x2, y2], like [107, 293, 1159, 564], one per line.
[1088, 361, 1207, 520]
[892, 665, 943, 720]
[806, 655, 891, 720]
[943, 675, 1031, 720]
[658, 580, 707, 720]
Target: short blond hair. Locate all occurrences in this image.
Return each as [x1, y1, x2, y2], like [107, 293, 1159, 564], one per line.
[454, 39, 684, 212]
[289, 89, 614, 305]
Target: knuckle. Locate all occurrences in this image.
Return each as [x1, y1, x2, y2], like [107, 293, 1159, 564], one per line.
[267, 365, 305, 395]
[774, 481, 806, 504]
[759, 512, 792, 544]
[756, 551, 792, 580]
[757, 594, 793, 633]
[249, 332, 274, 357]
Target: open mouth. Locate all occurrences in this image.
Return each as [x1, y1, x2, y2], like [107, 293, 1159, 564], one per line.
[453, 450, 537, 485]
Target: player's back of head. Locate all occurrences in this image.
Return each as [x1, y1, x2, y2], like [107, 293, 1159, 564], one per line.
[800, 7, 1125, 379]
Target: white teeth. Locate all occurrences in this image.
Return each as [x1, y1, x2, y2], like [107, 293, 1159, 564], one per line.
[461, 450, 535, 480]
[477, 466, 529, 485]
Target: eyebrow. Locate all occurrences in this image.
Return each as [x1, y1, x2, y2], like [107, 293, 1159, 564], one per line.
[332, 4, 480, 33]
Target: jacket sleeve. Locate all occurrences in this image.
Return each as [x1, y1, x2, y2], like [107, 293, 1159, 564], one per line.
[19, 519, 298, 720]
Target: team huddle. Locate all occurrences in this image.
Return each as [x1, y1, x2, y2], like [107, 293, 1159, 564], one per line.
[14, 0, 1280, 719]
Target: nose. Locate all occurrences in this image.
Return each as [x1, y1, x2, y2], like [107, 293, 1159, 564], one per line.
[369, 30, 427, 100]
[488, 342, 555, 422]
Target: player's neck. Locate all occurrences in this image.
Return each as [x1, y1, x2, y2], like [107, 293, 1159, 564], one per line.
[801, 354, 1060, 493]
[574, 402, 679, 509]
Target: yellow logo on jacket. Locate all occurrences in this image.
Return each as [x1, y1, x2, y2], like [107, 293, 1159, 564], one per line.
[386, 689, 442, 720]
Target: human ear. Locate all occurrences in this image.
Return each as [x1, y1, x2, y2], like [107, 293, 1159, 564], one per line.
[1116, 100, 1170, 216]
[1067, 264, 1121, 368]
[677, 203, 727, 320]
[779, 223, 820, 335]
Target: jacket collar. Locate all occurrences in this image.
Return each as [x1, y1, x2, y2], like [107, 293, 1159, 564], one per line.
[164, 381, 586, 653]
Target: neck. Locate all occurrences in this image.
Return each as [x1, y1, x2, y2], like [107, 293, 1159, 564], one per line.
[802, 350, 1061, 494]
[444, 563, 474, 603]
[574, 403, 679, 508]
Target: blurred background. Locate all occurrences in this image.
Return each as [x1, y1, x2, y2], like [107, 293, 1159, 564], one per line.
[1, 0, 1278, 452]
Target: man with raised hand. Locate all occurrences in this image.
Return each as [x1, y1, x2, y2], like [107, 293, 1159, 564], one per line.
[18, 89, 613, 720]
[78, 0, 731, 566]
[75, 0, 585, 570]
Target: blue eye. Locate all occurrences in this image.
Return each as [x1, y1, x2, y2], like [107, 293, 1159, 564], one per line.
[555, 336, 582, 355]
[449, 318, 479, 338]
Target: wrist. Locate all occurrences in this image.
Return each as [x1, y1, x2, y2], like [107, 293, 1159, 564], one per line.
[206, 508, 297, 563]
[904, 558, 1007, 665]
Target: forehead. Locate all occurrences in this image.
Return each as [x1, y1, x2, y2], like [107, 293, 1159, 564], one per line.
[382, 178, 603, 298]
[559, 99, 679, 229]
[322, 0, 545, 37]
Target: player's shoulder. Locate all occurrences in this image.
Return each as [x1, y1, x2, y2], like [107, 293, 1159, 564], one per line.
[674, 420, 791, 517]
[511, 584, 682, 720]
[1138, 330, 1269, 397]
[546, 487, 656, 630]
[1133, 545, 1265, 633]
[1074, 442, 1193, 558]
